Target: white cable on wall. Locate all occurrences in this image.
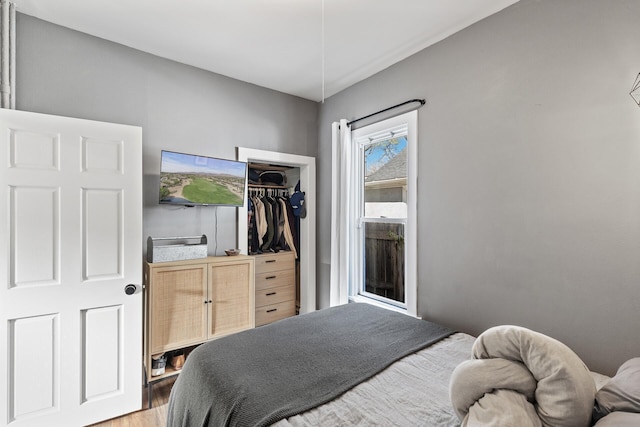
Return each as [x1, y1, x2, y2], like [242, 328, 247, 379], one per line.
[0, 0, 16, 109]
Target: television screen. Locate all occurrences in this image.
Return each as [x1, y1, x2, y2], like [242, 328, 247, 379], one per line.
[159, 150, 248, 207]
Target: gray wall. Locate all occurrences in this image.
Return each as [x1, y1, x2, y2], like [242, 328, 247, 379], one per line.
[16, 14, 318, 259]
[318, 0, 640, 375]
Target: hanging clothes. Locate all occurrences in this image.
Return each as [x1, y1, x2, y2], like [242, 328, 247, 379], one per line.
[260, 194, 275, 252]
[252, 195, 267, 247]
[286, 196, 299, 257]
[247, 197, 257, 254]
[248, 186, 298, 257]
[279, 197, 298, 259]
[272, 194, 286, 251]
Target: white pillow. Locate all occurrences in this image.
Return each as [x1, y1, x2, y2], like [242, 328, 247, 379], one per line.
[593, 358, 640, 422]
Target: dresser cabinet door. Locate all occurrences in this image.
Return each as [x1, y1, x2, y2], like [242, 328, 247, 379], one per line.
[208, 260, 255, 338]
[148, 264, 208, 354]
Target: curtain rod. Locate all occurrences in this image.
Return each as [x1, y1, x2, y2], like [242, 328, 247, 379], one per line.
[347, 98, 425, 127]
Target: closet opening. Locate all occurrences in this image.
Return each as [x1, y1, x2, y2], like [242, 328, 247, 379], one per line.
[237, 148, 316, 317]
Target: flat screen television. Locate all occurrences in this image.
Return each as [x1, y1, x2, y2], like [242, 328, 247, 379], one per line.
[159, 150, 248, 207]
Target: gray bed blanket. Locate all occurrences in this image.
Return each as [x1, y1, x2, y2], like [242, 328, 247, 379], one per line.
[167, 303, 454, 427]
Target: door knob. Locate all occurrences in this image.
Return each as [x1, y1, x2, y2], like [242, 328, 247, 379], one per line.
[124, 284, 137, 295]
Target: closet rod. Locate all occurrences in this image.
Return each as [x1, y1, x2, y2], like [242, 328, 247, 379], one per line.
[347, 98, 425, 127]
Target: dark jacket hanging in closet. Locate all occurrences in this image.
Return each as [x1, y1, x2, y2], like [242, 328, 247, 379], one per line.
[248, 189, 299, 258]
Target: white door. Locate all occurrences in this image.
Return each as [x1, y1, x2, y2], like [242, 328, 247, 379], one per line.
[0, 109, 143, 426]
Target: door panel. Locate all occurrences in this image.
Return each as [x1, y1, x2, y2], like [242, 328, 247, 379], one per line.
[82, 305, 123, 402]
[8, 127, 58, 170]
[10, 186, 59, 287]
[0, 109, 142, 427]
[82, 137, 122, 173]
[8, 314, 59, 422]
[83, 188, 122, 279]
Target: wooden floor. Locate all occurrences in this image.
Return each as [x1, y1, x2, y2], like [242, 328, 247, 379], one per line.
[88, 377, 176, 427]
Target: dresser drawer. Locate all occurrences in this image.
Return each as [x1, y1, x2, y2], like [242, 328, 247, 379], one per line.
[255, 269, 294, 291]
[255, 284, 295, 308]
[255, 300, 296, 326]
[254, 252, 295, 274]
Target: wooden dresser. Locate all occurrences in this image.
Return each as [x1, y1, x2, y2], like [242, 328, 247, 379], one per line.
[143, 255, 254, 406]
[254, 251, 296, 326]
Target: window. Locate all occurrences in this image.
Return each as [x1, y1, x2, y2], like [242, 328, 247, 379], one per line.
[350, 111, 417, 315]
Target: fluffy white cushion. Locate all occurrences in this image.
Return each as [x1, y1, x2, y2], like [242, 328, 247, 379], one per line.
[593, 357, 640, 422]
[450, 358, 537, 420]
[463, 390, 542, 427]
[471, 325, 596, 427]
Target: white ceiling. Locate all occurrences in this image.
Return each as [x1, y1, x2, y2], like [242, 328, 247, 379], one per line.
[14, 0, 519, 102]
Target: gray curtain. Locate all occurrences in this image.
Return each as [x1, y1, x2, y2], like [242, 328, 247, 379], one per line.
[0, 0, 15, 109]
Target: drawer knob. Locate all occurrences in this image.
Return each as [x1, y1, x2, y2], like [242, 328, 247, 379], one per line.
[266, 308, 277, 313]
[266, 292, 276, 296]
[265, 260, 276, 263]
[265, 275, 276, 280]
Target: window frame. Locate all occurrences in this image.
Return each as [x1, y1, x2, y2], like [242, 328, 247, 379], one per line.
[349, 111, 418, 317]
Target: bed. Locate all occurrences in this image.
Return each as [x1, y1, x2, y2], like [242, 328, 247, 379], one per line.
[167, 303, 639, 427]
